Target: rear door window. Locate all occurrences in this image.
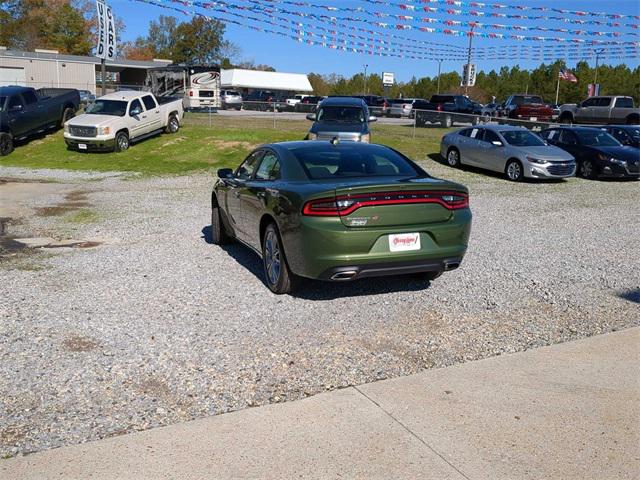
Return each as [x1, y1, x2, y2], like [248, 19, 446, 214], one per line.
[614, 97, 633, 108]
[559, 130, 578, 145]
[236, 150, 263, 180]
[482, 130, 501, 144]
[255, 152, 281, 181]
[141, 95, 157, 110]
[22, 91, 38, 105]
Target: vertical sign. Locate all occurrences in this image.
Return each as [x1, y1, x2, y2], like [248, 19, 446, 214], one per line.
[382, 72, 395, 86]
[587, 84, 600, 97]
[95, 0, 116, 60]
[461, 64, 476, 87]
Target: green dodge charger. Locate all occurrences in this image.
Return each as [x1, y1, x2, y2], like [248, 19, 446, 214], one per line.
[211, 141, 472, 294]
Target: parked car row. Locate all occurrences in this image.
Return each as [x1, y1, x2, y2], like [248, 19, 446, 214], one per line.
[440, 124, 639, 182]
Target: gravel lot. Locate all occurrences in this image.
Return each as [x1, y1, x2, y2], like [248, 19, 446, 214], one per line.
[1, 158, 639, 457]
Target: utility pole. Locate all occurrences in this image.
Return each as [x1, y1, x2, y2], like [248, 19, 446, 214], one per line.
[464, 25, 475, 94]
[437, 58, 443, 94]
[594, 48, 605, 85]
[363, 64, 369, 95]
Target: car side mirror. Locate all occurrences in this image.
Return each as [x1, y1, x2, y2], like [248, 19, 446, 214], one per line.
[217, 168, 233, 179]
[368, 116, 377, 122]
[130, 107, 141, 117]
[491, 141, 503, 146]
[306, 113, 316, 121]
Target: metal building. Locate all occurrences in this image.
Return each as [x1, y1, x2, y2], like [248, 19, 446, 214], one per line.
[0, 47, 171, 93]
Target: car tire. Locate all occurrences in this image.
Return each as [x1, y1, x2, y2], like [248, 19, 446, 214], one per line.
[262, 223, 296, 295]
[559, 114, 573, 125]
[60, 107, 75, 128]
[165, 114, 179, 134]
[114, 131, 129, 152]
[505, 159, 524, 182]
[446, 148, 461, 168]
[211, 203, 231, 245]
[441, 115, 452, 128]
[580, 159, 597, 179]
[0, 133, 14, 156]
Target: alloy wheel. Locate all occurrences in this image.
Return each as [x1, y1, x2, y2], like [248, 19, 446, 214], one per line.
[117, 135, 129, 151]
[0, 136, 11, 156]
[264, 230, 281, 286]
[507, 161, 522, 181]
[581, 160, 594, 179]
[447, 150, 459, 167]
[169, 117, 179, 133]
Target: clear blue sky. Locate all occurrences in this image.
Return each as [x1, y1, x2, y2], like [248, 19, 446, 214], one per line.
[111, 0, 640, 81]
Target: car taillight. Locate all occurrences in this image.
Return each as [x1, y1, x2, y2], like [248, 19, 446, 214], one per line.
[437, 104, 443, 111]
[302, 191, 469, 216]
[189, 90, 194, 97]
[383, 101, 388, 108]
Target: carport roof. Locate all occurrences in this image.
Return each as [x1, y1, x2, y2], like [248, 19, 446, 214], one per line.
[0, 49, 171, 70]
[221, 69, 313, 92]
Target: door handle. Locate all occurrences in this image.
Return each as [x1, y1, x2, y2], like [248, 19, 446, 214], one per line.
[142, 115, 147, 119]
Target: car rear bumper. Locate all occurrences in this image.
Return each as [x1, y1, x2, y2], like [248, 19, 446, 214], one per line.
[283, 211, 471, 279]
[318, 257, 463, 281]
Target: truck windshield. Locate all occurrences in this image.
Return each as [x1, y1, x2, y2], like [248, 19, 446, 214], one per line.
[500, 130, 546, 147]
[0, 96, 5, 111]
[317, 106, 365, 123]
[85, 100, 128, 116]
[576, 130, 621, 147]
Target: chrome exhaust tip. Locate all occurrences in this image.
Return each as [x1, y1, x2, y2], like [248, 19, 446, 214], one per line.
[331, 270, 358, 281]
[444, 261, 460, 271]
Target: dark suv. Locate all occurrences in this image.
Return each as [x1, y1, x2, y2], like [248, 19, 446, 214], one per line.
[243, 91, 288, 111]
[306, 97, 376, 143]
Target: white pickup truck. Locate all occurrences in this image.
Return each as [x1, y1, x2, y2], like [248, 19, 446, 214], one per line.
[64, 91, 183, 152]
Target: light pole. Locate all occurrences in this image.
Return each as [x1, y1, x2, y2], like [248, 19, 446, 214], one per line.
[594, 48, 605, 86]
[363, 64, 369, 94]
[464, 25, 475, 94]
[436, 58, 443, 94]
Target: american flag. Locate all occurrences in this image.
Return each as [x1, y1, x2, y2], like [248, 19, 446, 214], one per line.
[559, 69, 578, 83]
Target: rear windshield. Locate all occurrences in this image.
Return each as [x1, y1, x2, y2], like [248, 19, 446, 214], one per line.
[85, 100, 127, 116]
[317, 106, 365, 123]
[430, 95, 454, 103]
[511, 96, 544, 105]
[0, 96, 6, 111]
[225, 91, 240, 96]
[288, 144, 419, 179]
[392, 99, 414, 104]
[500, 130, 546, 147]
[576, 130, 621, 147]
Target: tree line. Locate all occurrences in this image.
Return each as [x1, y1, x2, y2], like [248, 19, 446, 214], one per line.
[309, 61, 640, 105]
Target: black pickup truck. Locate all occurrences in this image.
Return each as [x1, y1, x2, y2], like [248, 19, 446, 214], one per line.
[413, 94, 482, 128]
[0, 86, 80, 156]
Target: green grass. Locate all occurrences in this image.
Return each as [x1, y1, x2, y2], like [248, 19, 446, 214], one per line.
[0, 113, 449, 176]
[65, 209, 99, 224]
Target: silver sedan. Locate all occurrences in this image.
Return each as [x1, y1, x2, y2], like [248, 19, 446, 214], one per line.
[440, 125, 576, 181]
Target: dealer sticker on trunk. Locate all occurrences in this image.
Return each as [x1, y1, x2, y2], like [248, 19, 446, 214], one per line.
[389, 233, 421, 252]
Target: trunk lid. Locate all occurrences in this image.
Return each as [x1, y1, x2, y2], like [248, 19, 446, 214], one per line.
[331, 178, 467, 228]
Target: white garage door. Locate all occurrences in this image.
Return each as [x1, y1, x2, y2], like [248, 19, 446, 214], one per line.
[0, 66, 26, 86]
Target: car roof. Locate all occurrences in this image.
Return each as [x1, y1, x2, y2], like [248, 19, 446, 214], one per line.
[319, 96, 366, 107]
[543, 126, 603, 132]
[98, 91, 148, 101]
[473, 124, 527, 132]
[0, 85, 33, 95]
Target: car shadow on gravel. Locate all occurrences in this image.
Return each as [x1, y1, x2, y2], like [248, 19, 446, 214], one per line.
[619, 288, 640, 304]
[201, 226, 432, 299]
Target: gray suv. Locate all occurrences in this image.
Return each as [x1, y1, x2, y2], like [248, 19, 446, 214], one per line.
[306, 97, 376, 143]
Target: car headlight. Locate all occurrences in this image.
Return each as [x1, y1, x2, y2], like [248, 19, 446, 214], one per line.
[63, 123, 69, 133]
[597, 153, 624, 164]
[97, 126, 111, 135]
[360, 133, 370, 143]
[526, 156, 548, 165]
[307, 132, 317, 140]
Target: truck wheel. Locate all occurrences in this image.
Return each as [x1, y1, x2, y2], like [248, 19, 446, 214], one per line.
[60, 108, 74, 128]
[0, 133, 14, 156]
[626, 115, 639, 125]
[114, 131, 129, 152]
[559, 113, 573, 124]
[165, 115, 179, 134]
